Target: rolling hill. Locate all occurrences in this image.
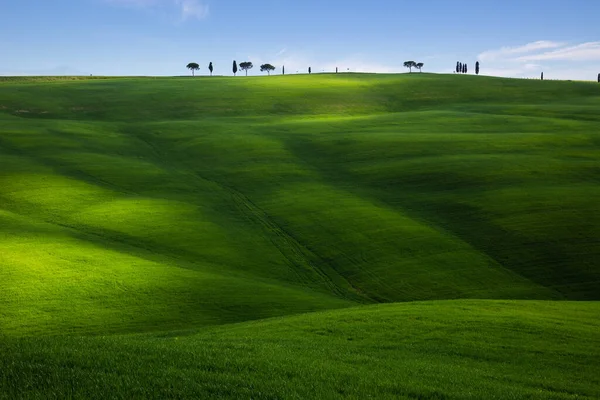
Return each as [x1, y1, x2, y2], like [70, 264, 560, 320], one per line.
[0, 73, 599, 398]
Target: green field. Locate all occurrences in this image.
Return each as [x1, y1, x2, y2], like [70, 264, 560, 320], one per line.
[1, 74, 599, 398]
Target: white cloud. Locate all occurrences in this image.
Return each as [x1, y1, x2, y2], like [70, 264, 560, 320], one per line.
[174, 0, 209, 20]
[516, 42, 600, 61]
[105, 0, 209, 20]
[476, 40, 600, 81]
[478, 41, 564, 62]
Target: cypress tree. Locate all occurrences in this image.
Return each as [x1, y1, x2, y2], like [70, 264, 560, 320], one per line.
[283, 65, 285, 75]
[597, 73, 599, 82]
[464, 64, 468, 74]
[541, 72, 544, 80]
[208, 62, 213, 76]
[456, 62, 460, 73]
[336, 67, 338, 74]
[309, 67, 311, 74]
[233, 60, 238, 76]
[475, 61, 480, 75]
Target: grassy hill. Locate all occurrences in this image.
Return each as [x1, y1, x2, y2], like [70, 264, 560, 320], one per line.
[1, 300, 599, 399]
[1, 73, 599, 398]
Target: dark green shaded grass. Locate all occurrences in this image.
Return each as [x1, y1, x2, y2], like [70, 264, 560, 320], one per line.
[1, 301, 599, 399]
[1, 73, 600, 398]
[1, 74, 600, 337]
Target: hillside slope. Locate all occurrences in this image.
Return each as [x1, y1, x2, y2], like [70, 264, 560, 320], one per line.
[1, 300, 599, 399]
[1, 74, 599, 336]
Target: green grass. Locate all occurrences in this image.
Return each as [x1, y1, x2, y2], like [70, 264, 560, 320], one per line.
[1, 301, 599, 399]
[1, 73, 599, 397]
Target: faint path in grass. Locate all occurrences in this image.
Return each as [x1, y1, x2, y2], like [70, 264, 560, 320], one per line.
[224, 183, 370, 302]
[129, 128, 370, 302]
[276, 121, 563, 301]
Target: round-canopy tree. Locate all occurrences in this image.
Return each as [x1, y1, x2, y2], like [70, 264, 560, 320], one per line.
[260, 64, 276, 76]
[186, 63, 200, 77]
[416, 62, 424, 73]
[404, 61, 417, 73]
[239, 62, 253, 76]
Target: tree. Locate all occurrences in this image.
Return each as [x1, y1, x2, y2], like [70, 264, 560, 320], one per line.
[233, 60, 238, 76]
[260, 63, 275, 75]
[208, 62, 213, 76]
[404, 61, 416, 73]
[541, 72, 544, 80]
[309, 67, 312, 74]
[464, 64, 468, 74]
[186, 62, 200, 77]
[475, 61, 480, 75]
[597, 73, 599, 82]
[416, 62, 424, 73]
[336, 67, 338, 74]
[282, 65, 285, 75]
[239, 61, 253, 76]
[456, 62, 460, 73]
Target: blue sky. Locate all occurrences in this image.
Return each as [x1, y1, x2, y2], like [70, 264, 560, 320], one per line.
[1, 0, 599, 80]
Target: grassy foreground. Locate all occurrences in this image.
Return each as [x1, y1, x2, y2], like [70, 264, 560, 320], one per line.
[1, 301, 599, 399]
[1, 74, 599, 397]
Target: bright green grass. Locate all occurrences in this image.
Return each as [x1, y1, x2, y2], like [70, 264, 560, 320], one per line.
[1, 74, 599, 335]
[1, 301, 599, 399]
[1, 74, 599, 397]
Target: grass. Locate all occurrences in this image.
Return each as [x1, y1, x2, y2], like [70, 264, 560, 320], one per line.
[1, 301, 599, 399]
[0, 73, 599, 397]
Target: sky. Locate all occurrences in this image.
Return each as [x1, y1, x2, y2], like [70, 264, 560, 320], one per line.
[1, 0, 599, 80]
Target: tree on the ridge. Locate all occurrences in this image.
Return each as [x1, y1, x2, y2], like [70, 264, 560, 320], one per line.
[309, 67, 312, 74]
[239, 61, 253, 76]
[541, 72, 544, 80]
[282, 65, 285, 75]
[463, 63, 468, 74]
[186, 62, 200, 77]
[475, 61, 480, 75]
[404, 61, 417, 73]
[597, 73, 599, 82]
[208, 62, 213, 76]
[260, 63, 275, 75]
[416, 62, 424, 73]
[233, 60, 238, 76]
[456, 62, 460, 73]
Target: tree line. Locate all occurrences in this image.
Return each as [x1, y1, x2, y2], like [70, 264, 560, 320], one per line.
[187, 61, 343, 77]
[189, 60, 600, 81]
[453, 61, 481, 75]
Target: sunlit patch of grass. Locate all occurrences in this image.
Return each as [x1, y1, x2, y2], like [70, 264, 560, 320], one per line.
[0, 74, 599, 397]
